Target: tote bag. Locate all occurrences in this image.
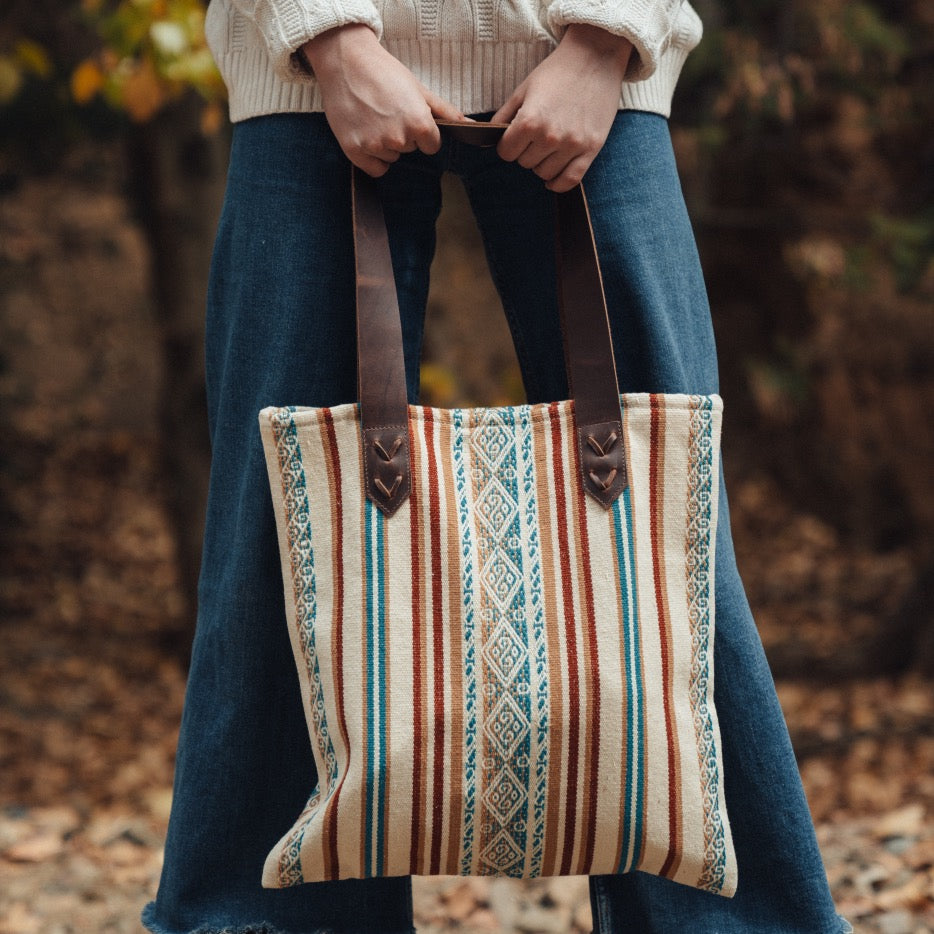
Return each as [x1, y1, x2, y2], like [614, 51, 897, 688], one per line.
[258, 122, 737, 896]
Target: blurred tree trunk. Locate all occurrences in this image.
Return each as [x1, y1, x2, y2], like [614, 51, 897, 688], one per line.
[125, 92, 228, 659]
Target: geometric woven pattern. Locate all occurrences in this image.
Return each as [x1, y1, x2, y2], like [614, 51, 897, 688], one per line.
[258, 393, 737, 896]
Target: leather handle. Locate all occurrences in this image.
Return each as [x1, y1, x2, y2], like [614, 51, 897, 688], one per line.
[354, 121, 626, 516]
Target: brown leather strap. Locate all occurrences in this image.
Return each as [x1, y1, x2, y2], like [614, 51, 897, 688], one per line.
[353, 121, 626, 515]
[555, 178, 628, 505]
[353, 168, 411, 516]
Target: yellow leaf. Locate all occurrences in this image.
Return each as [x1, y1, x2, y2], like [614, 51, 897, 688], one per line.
[71, 59, 105, 105]
[121, 59, 166, 122]
[15, 40, 52, 79]
[199, 100, 224, 135]
[0, 56, 23, 104]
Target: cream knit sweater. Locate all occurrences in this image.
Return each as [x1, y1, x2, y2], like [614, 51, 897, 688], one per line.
[205, 0, 702, 123]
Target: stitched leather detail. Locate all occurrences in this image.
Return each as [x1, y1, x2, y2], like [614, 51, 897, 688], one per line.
[362, 427, 410, 517]
[375, 475, 402, 499]
[374, 437, 403, 461]
[589, 468, 617, 491]
[586, 431, 618, 458]
[578, 420, 627, 508]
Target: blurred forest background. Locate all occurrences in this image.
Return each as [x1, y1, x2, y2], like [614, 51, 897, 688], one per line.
[1, 0, 932, 931]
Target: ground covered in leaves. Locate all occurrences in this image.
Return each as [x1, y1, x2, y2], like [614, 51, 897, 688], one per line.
[1, 161, 932, 933]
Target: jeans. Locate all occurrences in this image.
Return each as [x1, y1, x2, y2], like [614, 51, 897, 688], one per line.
[143, 111, 850, 934]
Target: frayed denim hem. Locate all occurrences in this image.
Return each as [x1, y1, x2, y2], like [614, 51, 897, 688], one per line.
[141, 901, 416, 934]
[141, 903, 288, 934]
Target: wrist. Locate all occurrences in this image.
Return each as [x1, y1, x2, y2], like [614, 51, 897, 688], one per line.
[300, 23, 380, 77]
[560, 23, 633, 73]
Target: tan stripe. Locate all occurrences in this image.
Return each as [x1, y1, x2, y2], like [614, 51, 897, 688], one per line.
[408, 415, 427, 874]
[547, 403, 583, 877]
[439, 414, 465, 871]
[423, 409, 448, 874]
[321, 410, 348, 879]
[650, 399, 683, 879]
[379, 500, 393, 874]
[567, 424, 602, 874]
[535, 406, 563, 874]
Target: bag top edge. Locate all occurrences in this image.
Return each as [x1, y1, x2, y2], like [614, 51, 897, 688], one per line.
[258, 393, 723, 427]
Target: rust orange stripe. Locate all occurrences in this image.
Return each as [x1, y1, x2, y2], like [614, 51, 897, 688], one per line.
[568, 418, 601, 874]
[550, 403, 581, 877]
[424, 408, 447, 875]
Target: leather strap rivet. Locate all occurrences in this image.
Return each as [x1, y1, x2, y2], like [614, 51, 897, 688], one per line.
[375, 475, 402, 499]
[587, 431, 618, 457]
[374, 437, 403, 461]
[589, 468, 618, 492]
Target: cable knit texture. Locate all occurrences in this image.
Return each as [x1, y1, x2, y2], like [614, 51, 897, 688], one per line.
[206, 0, 702, 121]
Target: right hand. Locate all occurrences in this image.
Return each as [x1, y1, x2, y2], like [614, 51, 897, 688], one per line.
[302, 24, 468, 177]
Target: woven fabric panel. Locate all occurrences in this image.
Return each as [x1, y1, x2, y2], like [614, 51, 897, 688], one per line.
[257, 393, 737, 896]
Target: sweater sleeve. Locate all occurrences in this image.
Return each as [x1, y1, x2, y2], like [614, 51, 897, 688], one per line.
[544, 0, 686, 81]
[228, 0, 383, 82]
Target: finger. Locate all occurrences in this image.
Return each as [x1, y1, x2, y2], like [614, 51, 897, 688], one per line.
[491, 91, 521, 126]
[409, 115, 443, 155]
[424, 89, 468, 123]
[516, 140, 560, 171]
[353, 152, 394, 177]
[365, 146, 403, 164]
[545, 154, 592, 193]
[531, 149, 575, 183]
[498, 117, 547, 163]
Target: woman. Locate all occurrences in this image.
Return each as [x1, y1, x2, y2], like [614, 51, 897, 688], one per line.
[143, 0, 851, 930]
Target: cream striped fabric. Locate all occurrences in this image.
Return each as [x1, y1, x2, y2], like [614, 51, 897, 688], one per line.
[258, 392, 737, 896]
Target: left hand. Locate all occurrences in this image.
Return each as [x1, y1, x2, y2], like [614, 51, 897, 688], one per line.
[492, 24, 633, 192]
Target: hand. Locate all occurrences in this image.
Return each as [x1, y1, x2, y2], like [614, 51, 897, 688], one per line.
[492, 24, 633, 192]
[302, 24, 467, 177]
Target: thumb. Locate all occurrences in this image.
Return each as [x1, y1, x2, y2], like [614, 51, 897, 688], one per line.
[491, 88, 523, 125]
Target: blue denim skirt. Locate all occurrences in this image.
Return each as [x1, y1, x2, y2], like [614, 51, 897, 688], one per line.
[143, 111, 850, 934]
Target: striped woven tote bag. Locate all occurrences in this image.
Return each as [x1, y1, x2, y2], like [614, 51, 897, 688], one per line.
[258, 123, 737, 896]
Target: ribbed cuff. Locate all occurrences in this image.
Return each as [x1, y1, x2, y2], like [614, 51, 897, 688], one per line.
[545, 0, 681, 80]
[252, 0, 383, 82]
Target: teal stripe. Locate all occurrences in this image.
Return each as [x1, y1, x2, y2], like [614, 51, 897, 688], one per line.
[624, 487, 645, 868]
[613, 488, 644, 871]
[374, 506, 387, 876]
[364, 498, 375, 876]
